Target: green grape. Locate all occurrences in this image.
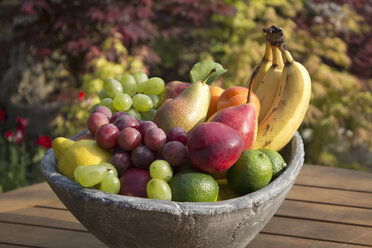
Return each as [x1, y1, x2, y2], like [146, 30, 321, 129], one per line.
[100, 98, 116, 113]
[100, 175, 121, 194]
[99, 89, 110, 100]
[78, 164, 107, 187]
[113, 93, 132, 111]
[74, 166, 86, 182]
[127, 108, 142, 120]
[149, 160, 173, 182]
[143, 77, 165, 95]
[133, 71, 148, 93]
[89, 103, 99, 114]
[113, 74, 123, 81]
[148, 95, 160, 109]
[132, 94, 153, 112]
[100, 162, 118, 177]
[146, 178, 172, 201]
[119, 73, 137, 97]
[103, 78, 123, 98]
[141, 109, 157, 121]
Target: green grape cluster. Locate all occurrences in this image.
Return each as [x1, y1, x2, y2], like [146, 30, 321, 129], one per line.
[96, 71, 165, 121]
[74, 163, 121, 194]
[146, 160, 173, 201]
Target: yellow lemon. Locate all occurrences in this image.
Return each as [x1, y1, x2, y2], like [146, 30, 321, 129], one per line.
[216, 179, 242, 201]
[56, 139, 112, 180]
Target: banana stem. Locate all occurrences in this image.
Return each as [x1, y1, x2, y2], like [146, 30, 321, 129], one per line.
[279, 43, 294, 64]
[202, 68, 217, 84]
[246, 69, 256, 104]
[272, 45, 284, 68]
[263, 41, 273, 62]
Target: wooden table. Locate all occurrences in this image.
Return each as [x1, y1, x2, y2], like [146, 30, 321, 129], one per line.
[0, 165, 371, 248]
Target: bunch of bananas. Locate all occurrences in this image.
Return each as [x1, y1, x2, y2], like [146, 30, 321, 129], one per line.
[251, 26, 312, 151]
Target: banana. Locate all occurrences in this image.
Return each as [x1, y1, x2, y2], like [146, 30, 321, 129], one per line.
[251, 41, 273, 93]
[254, 45, 284, 123]
[253, 44, 312, 151]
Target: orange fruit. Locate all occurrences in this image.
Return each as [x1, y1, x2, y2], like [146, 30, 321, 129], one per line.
[217, 86, 260, 118]
[207, 86, 224, 119]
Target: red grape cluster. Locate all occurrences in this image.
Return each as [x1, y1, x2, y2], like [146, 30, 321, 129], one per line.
[87, 106, 189, 196]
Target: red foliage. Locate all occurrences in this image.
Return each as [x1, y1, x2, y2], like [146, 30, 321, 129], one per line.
[298, 0, 372, 78]
[0, 109, 5, 122]
[2, 0, 234, 74]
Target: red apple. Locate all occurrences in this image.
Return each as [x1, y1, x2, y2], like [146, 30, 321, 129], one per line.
[187, 122, 244, 173]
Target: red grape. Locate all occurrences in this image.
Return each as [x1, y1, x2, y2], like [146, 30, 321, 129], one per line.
[113, 115, 139, 131]
[118, 127, 142, 151]
[110, 111, 129, 123]
[166, 126, 188, 145]
[131, 145, 155, 169]
[87, 112, 109, 135]
[110, 151, 133, 177]
[96, 123, 119, 150]
[92, 106, 112, 120]
[137, 121, 157, 138]
[161, 141, 188, 167]
[144, 127, 166, 152]
[119, 168, 151, 198]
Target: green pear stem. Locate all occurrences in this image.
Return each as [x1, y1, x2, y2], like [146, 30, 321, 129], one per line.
[247, 69, 256, 104]
[202, 68, 217, 84]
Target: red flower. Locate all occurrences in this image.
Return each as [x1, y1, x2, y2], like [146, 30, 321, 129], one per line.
[35, 135, 53, 149]
[4, 131, 13, 139]
[4, 130, 24, 143]
[16, 117, 28, 127]
[78, 91, 85, 101]
[0, 109, 5, 122]
[13, 129, 25, 144]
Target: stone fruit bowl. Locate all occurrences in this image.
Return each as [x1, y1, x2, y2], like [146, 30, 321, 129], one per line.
[41, 132, 304, 248]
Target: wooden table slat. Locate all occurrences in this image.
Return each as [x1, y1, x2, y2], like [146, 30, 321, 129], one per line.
[36, 199, 67, 210]
[276, 200, 372, 227]
[286, 185, 372, 209]
[296, 165, 372, 192]
[249, 233, 371, 248]
[0, 222, 107, 248]
[0, 183, 58, 213]
[262, 216, 372, 246]
[0, 206, 85, 231]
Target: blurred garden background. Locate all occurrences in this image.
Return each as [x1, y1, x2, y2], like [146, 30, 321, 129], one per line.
[0, 0, 371, 193]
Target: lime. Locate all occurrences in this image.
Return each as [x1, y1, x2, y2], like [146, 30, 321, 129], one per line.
[169, 170, 219, 202]
[227, 150, 272, 195]
[259, 148, 287, 180]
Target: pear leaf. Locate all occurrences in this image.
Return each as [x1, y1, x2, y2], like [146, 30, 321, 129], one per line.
[190, 60, 227, 85]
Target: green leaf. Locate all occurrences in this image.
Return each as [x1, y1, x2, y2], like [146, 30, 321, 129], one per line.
[190, 60, 227, 85]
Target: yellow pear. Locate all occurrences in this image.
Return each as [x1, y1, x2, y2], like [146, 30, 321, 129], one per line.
[52, 137, 75, 161]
